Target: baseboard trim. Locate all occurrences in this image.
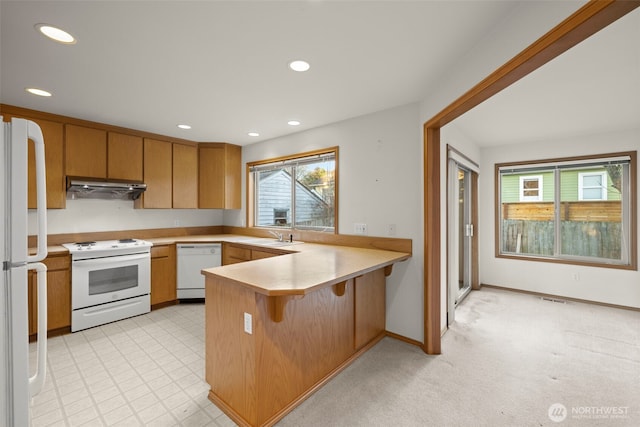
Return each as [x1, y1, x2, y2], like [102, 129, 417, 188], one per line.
[481, 283, 640, 312]
[385, 330, 423, 348]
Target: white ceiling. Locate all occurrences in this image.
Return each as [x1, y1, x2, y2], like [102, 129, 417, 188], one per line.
[3, 1, 630, 148]
[451, 6, 640, 147]
[1, 0, 529, 145]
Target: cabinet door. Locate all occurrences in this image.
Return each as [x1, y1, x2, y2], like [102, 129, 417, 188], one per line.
[143, 138, 172, 208]
[222, 243, 251, 265]
[65, 124, 107, 178]
[108, 132, 143, 181]
[199, 146, 225, 208]
[46, 269, 72, 331]
[199, 144, 241, 209]
[172, 143, 198, 208]
[28, 118, 65, 209]
[2, 114, 65, 209]
[151, 245, 176, 306]
[31, 256, 71, 334]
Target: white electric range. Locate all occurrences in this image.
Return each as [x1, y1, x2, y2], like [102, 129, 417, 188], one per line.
[62, 239, 153, 332]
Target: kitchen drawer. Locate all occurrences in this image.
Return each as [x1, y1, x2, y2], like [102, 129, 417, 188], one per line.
[224, 244, 251, 261]
[43, 255, 70, 271]
[151, 245, 172, 258]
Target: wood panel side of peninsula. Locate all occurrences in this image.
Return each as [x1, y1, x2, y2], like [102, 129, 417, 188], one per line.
[204, 263, 396, 427]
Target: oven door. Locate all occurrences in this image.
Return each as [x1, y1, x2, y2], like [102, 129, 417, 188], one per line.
[71, 252, 151, 310]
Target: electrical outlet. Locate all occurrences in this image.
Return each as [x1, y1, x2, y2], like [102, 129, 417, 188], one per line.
[244, 312, 252, 334]
[354, 223, 367, 235]
[572, 273, 580, 281]
[174, 219, 181, 227]
[387, 224, 396, 236]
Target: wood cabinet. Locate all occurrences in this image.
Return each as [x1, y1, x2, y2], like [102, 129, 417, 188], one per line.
[199, 144, 241, 209]
[107, 132, 143, 181]
[151, 244, 177, 306]
[142, 138, 173, 208]
[1, 113, 66, 209]
[65, 124, 107, 178]
[29, 254, 71, 337]
[222, 242, 285, 265]
[172, 143, 198, 208]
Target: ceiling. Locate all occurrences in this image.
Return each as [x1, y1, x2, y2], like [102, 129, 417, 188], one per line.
[3, 1, 630, 148]
[451, 6, 640, 147]
[0, 0, 540, 145]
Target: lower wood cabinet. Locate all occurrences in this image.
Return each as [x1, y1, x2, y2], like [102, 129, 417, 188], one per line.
[150, 244, 177, 306]
[222, 242, 286, 265]
[28, 254, 71, 336]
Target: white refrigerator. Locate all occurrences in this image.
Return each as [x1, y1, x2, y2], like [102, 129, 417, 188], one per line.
[1, 117, 49, 426]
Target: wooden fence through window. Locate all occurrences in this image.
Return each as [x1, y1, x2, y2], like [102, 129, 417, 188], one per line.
[501, 201, 621, 222]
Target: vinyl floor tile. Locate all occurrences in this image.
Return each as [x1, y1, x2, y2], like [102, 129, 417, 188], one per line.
[29, 304, 229, 426]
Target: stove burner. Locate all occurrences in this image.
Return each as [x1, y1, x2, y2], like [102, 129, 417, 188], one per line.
[76, 241, 96, 246]
[118, 239, 136, 243]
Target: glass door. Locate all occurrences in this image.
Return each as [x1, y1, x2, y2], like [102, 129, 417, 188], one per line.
[457, 166, 472, 302]
[447, 152, 477, 326]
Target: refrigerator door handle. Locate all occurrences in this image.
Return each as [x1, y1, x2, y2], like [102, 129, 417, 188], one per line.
[26, 120, 47, 263]
[28, 262, 47, 398]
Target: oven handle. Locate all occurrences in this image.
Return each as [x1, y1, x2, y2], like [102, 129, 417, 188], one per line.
[72, 252, 150, 267]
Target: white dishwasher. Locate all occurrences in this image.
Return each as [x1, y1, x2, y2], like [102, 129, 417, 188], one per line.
[177, 243, 221, 299]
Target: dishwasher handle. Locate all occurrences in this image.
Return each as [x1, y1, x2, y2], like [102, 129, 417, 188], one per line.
[177, 244, 221, 254]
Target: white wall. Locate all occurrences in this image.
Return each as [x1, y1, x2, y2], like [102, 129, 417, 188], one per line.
[417, 0, 586, 335]
[225, 103, 424, 342]
[480, 128, 640, 308]
[30, 199, 223, 235]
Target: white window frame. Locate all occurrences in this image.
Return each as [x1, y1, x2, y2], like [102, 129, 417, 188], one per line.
[578, 171, 607, 201]
[519, 175, 543, 202]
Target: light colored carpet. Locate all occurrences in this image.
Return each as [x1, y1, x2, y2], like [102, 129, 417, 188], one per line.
[277, 287, 640, 426]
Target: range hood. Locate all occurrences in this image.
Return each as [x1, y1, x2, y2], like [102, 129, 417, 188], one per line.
[66, 177, 147, 200]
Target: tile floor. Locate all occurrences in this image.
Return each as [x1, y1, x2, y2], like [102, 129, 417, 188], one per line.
[29, 304, 237, 427]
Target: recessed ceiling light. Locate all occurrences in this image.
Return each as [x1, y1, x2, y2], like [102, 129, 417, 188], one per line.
[288, 60, 310, 72]
[35, 23, 76, 44]
[25, 87, 52, 97]
[248, 132, 260, 137]
[177, 124, 191, 130]
[287, 120, 301, 126]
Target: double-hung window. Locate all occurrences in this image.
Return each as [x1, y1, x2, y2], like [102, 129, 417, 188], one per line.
[248, 148, 337, 232]
[497, 152, 636, 269]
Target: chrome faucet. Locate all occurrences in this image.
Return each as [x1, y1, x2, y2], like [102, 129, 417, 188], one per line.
[269, 230, 283, 242]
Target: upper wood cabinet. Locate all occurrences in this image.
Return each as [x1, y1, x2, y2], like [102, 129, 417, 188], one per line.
[107, 132, 143, 181]
[65, 124, 107, 178]
[199, 144, 241, 209]
[142, 138, 172, 208]
[1, 113, 66, 209]
[172, 143, 198, 208]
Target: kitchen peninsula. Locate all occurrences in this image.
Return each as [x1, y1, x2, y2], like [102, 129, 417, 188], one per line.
[202, 241, 410, 427]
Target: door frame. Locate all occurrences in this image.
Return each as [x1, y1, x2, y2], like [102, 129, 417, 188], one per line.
[422, 0, 640, 354]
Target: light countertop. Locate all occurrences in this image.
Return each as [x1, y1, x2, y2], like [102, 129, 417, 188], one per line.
[200, 239, 410, 296]
[38, 234, 411, 296]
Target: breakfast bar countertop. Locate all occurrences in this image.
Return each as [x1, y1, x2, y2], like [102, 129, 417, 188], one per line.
[201, 241, 409, 296]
